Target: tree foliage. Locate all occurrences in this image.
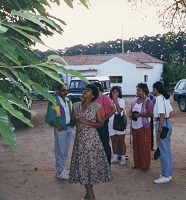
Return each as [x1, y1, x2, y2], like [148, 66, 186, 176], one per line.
[0, 0, 89, 148]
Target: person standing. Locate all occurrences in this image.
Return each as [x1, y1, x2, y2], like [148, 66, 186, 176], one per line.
[129, 83, 153, 172]
[92, 82, 116, 165]
[45, 84, 73, 180]
[69, 84, 112, 200]
[108, 86, 127, 165]
[153, 81, 174, 184]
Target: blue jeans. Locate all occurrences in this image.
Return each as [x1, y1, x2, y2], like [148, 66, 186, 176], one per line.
[54, 126, 73, 174]
[155, 119, 173, 177]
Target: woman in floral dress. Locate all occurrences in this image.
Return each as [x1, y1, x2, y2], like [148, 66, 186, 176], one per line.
[69, 84, 113, 200]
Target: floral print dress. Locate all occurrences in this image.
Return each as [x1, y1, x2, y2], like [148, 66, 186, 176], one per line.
[69, 102, 113, 185]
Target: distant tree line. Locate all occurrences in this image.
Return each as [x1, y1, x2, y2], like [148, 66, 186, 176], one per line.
[35, 32, 186, 90]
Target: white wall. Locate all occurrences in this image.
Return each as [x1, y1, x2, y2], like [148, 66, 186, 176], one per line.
[65, 57, 163, 95]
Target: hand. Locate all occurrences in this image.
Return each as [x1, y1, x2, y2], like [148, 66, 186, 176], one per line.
[57, 125, 63, 131]
[156, 132, 160, 141]
[112, 95, 118, 103]
[78, 116, 88, 124]
[76, 115, 86, 124]
[136, 113, 141, 118]
[133, 112, 141, 118]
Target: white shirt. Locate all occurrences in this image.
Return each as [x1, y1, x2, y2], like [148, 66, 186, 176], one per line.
[132, 102, 143, 129]
[153, 94, 173, 118]
[58, 96, 71, 124]
[109, 97, 125, 121]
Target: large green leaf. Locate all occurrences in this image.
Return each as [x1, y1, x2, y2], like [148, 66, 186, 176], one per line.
[0, 35, 21, 65]
[0, 68, 15, 79]
[64, 0, 73, 8]
[48, 55, 68, 65]
[39, 63, 90, 83]
[5, 23, 40, 33]
[35, 66, 63, 83]
[24, 11, 64, 34]
[79, 0, 90, 8]
[0, 25, 8, 33]
[3, 23, 45, 46]
[7, 39, 39, 64]
[11, 69, 32, 91]
[47, 15, 67, 26]
[27, 80, 56, 103]
[0, 98, 33, 127]
[0, 69, 34, 100]
[11, 10, 46, 30]
[0, 93, 35, 115]
[0, 108, 16, 148]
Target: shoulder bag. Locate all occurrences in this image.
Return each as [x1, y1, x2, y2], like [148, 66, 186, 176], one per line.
[160, 99, 169, 139]
[113, 113, 126, 131]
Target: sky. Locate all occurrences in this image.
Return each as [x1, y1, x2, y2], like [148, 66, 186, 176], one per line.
[34, 0, 168, 51]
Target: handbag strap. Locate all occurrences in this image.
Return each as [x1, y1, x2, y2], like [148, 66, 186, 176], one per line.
[162, 98, 168, 126]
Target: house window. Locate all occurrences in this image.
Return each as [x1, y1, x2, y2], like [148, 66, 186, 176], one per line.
[144, 75, 148, 82]
[109, 76, 122, 83]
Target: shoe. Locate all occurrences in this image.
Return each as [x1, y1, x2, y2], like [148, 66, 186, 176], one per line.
[120, 158, 126, 165]
[56, 171, 69, 180]
[154, 176, 170, 184]
[159, 175, 172, 181]
[111, 157, 118, 164]
[63, 169, 69, 175]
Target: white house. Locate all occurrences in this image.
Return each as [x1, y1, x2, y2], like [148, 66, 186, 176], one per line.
[60, 52, 165, 95]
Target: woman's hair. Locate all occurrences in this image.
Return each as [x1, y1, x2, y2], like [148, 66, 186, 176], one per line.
[92, 82, 103, 92]
[86, 84, 99, 102]
[153, 81, 170, 99]
[137, 83, 149, 95]
[109, 86, 122, 99]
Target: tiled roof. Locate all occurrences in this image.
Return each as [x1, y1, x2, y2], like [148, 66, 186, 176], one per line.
[61, 52, 165, 69]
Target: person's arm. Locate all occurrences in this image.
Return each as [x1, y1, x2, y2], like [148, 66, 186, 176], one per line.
[137, 112, 153, 118]
[103, 105, 116, 122]
[136, 99, 153, 118]
[52, 121, 63, 131]
[78, 108, 103, 128]
[156, 112, 165, 140]
[112, 95, 123, 113]
[114, 100, 123, 113]
[169, 111, 174, 118]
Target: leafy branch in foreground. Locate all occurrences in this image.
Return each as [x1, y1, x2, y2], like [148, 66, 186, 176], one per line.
[0, 0, 90, 148]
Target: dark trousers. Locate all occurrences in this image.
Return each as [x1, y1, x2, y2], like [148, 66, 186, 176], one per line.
[150, 117, 154, 150]
[97, 120, 111, 165]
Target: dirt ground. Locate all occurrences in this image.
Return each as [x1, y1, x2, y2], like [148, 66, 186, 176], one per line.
[0, 96, 186, 200]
